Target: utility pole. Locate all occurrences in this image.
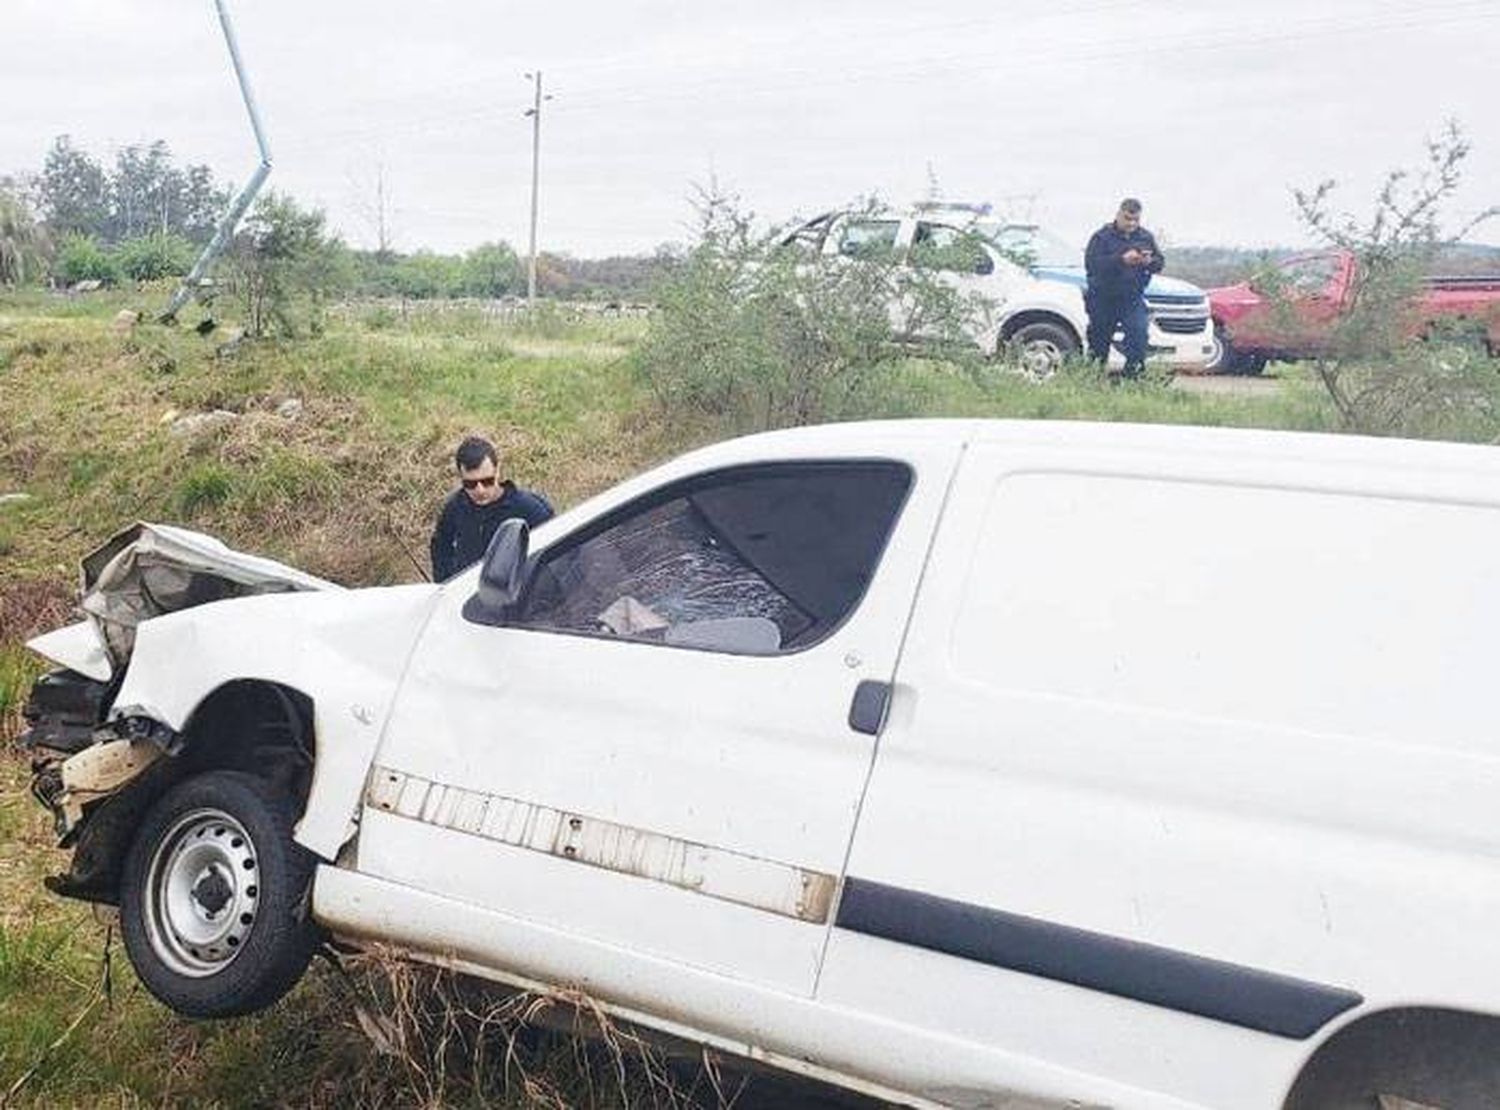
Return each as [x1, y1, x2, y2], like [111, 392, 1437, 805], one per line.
[375, 161, 390, 257]
[161, 0, 273, 323]
[523, 70, 547, 305]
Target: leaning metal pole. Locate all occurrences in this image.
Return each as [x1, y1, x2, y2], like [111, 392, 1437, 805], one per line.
[160, 0, 273, 323]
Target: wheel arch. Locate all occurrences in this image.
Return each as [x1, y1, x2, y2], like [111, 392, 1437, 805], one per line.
[177, 678, 317, 794]
[1282, 1005, 1500, 1110]
[999, 308, 1083, 350]
[57, 679, 322, 907]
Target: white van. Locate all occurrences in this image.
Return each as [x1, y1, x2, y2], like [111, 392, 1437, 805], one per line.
[22, 420, 1500, 1109]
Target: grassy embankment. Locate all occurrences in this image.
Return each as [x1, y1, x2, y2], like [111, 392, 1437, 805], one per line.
[0, 286, 1338, 1107]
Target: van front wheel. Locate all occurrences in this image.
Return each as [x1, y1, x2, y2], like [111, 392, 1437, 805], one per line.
[119, 770, 322, 1018]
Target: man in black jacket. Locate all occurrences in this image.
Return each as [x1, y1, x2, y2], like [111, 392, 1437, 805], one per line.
[429, 436, 554, 582]
[1084, 197, 1164, 379]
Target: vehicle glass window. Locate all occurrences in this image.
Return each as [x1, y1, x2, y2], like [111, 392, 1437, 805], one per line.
[513, 462, 911, 654]
[1280, 255, 1338, 292]
[836, 219, 901, 261]
[910, 222, 994, 275]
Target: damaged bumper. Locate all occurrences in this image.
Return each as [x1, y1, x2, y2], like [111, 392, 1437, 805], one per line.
[24, 701, 179, 844]
[21, 522, 338, 893]
[21, 684, 184, 902]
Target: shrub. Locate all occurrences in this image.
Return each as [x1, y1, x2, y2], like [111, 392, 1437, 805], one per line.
[55, 232, 119, 286]
[460, 242, 521, 298]
[1291, 121, 1499, 438]
[115, 232, 195, 281]
[635, 190, 993, 431]
[229, 192, 348, 338]
[388, 252, 464, 299]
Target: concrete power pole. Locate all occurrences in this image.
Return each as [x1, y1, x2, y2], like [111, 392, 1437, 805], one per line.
[161, 0, 273, 324]
[523, 71, 548, 305]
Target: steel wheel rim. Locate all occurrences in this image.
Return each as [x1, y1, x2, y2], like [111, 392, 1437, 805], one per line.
[143, 807, 259, 977]
[1020, 339, 1062, 380]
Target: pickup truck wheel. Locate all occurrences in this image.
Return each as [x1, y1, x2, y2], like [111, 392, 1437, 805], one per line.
[1007, 321, 1078, 381]
[1206, 325, 1244, 373]
[120, 770, 321, 1018]
[1208, 326, 1267, 376]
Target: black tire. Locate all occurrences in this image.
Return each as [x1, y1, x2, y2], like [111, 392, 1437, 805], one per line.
[119, 770, 321, 1018]
[1006, 321, 1079, 381]
[1208, 325, 1269, 376]
[1206, 323, 1235, 373]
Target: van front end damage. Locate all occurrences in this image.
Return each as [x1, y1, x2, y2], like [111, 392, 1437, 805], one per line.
[21, 679, 186, 902]
[20, 521, 438, 906]
[33, 729, 168, 835]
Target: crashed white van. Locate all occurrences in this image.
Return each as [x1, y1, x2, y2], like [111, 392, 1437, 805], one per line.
[21, 420, 1500, 1110]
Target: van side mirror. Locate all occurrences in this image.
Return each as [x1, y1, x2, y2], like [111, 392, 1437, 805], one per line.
[463, 518, 530, 624]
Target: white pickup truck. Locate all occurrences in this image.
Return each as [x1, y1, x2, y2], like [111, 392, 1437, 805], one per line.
[22, 420, 1500, 1110]
[784, 209, 1214, 377]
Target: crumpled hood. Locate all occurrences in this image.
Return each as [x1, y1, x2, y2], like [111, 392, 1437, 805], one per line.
[79, 522, 340, 670]
[28, 523, 342, 683]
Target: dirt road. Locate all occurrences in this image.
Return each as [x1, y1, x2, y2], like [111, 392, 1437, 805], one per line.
[1173, 373, 1284, 398]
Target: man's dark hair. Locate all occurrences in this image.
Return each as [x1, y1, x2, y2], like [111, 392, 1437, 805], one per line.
[1119, 197, 1143, 215]
[454, 435, 498, 471]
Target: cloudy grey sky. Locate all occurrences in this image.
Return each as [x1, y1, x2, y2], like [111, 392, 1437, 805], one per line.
[3, 0, 1497, 258]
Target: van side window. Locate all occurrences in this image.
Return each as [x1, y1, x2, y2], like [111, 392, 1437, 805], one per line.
[513, 462, 911, 654]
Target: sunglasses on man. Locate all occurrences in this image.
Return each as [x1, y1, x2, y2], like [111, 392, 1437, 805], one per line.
[462, 476, 497, 490]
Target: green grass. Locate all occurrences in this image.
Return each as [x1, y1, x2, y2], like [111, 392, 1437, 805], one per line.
[0, 290, 699, 1107]
[0, 290, 675, 590]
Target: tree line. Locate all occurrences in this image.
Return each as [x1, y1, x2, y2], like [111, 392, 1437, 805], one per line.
[0, 135, 671, 301]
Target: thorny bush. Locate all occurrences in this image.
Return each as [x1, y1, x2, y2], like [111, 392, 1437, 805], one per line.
[1290, 121, 1500, 439]
[636, 189, 995, 431]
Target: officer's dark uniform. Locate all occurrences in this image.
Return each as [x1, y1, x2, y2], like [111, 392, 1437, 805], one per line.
[429, 481, 554, 582]
[1083, 222, 1164, 377]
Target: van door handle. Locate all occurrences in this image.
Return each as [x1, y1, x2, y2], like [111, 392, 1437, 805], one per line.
[848, 680, 892, 736]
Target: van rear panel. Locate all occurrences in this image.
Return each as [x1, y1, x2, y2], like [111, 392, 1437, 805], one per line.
[822, 437, 1500, 1109]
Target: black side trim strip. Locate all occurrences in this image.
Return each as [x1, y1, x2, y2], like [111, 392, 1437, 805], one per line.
[836, 879, 1361, 1039]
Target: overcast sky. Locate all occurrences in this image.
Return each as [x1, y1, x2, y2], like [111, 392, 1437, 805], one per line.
[3, 0, 1497, 258]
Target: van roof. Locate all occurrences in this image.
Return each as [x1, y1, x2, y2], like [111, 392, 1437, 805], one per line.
[713, 418, 1500, 478]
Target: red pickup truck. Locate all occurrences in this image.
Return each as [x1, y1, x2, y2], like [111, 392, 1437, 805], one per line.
[1207, 249, 1500, 374]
